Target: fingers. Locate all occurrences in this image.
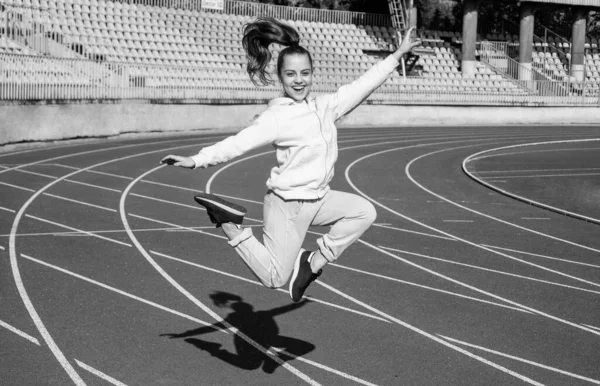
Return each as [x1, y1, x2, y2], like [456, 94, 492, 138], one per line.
[160, 155, 179, 165]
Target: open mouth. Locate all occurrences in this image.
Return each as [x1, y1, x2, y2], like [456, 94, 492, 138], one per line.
[292, 85, 306, 92]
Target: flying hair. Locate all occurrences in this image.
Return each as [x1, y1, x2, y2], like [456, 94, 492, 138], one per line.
[242, 17, 312, 86]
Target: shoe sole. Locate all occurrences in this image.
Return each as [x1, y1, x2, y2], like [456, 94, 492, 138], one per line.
[289, 249, 307, 301]
[194, 193, 247, 216]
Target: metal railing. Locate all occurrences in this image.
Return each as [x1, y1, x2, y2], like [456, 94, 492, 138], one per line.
[2, 52, 599, 106]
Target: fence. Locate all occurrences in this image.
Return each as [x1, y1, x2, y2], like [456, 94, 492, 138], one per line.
[2, 52, 599, 106]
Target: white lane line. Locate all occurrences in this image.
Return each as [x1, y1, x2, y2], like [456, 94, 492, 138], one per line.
[0, 245, 5, 250]
[20, 253, 225, 333]
[380, 246, 600, 296]
[481, 244, 600, 269]
[475, 167, 600, 174]
[43, 193, 117, 213]
[468, 146, 600, 162]
[482, 172, 600, 179]
[25, 215, 133, 248]
[65, 179, 122, 193]
[329, 263, 532, 314]
[0, 226, 228, 238]
[521, 217, 551, 220]
[270, 347, 378, 386]
[345, 143, 600, 337]
[6, 137, 225, 385]
[439, 335, 600, 385]
[121, 167, 321, 386]
[442, 220, 474, 223]
[0, 205, 16, 213]
[583, 324, 600, 332]
[0, 318, 40, 345]
[0, 165, 58, 179]
[130, 193, 205, 211]
[141, 180, 265, 205]
[75, 360, 127, 386]
[150, 250, 391, 324]
[372, 224, 456, 241]
[129, 213, 228, 240]
[407, 143, 600, 287]
[463, 139, 600, 227]
[0, 181, 35, 192]
[316, 280, 544, 386]
[53, 164, 135, 180]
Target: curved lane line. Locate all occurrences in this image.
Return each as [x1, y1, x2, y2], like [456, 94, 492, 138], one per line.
[8, 140, 219, 385]
[463, 139, 600, 226]
[120, 166, 321, 386]
[344, 142, 600, 338]
[407, 143, 600, 281]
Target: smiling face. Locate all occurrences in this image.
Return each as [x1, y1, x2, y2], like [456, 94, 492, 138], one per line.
[279, 53, 313, 103]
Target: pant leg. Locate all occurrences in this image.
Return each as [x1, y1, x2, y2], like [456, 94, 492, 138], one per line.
[311, 190, 377, 262]
[226, 192, 314, 288]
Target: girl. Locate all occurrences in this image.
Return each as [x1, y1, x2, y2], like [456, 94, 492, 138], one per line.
[161, 17, 421, 302]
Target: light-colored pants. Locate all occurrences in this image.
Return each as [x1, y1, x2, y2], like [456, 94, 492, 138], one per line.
[226, 189, 377, 288]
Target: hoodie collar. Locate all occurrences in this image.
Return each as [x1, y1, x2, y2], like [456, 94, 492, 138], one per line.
[268, 95, 316, 108]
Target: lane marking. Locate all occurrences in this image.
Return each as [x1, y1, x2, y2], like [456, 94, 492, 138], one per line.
[329, 263, 532, 314]
[482, 244, 600, 269]
[269, 347, 378, 386]
[65, 179, 122, 193]
[129, 213, 228, 240]
[439, 335, 600, 385]
[0, 245, 5, 250]
[53, 164, 135, 180]
[75, 360, 127, 386]
[583, 324, 600, 332]
[380, 245, 600, 296]
[150, 250, 391, 324]
[372, 224, 456, 241]
[0, 181, 35, 192]
[0, 205, 15, 213]
[476, 167, 600, 174]
[345, 141, 600, 337]
[468, 146, 600, 162]
[0, 226, 229, 238]
[20, 253, 225, 333]
[464, 139, 600, 226]
[5, 137, 225, 385]
[482, 172, 600, 179]
[25, 215, 133, 248]
[19, 252, 378, 386]
[316, 280, 544, 386]
[0, 165, 58, 179]
[0, 318, 40, 345]
[407, 145, 600, 288]
[43, 193, 117, 213]
[121, 167, 321, 386]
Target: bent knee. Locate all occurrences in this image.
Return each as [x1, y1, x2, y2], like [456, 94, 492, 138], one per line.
[362, 201, 377, 225]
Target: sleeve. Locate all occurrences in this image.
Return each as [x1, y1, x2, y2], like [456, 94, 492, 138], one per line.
[328, 55, 400, 121]
[191, 110, 278, 169]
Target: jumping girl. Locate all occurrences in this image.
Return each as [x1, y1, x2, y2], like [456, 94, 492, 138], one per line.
[161, 18, 421, 302]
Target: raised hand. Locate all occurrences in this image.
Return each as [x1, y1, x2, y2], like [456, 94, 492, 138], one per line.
[160, 155, 195, 169]
[396, 26, 422, 56]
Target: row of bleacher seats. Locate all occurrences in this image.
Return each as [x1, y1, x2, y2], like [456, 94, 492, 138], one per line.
[0, 0, 564, 97]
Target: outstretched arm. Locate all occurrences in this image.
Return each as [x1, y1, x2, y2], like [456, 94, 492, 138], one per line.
[160, 110, 278, 169]
[330, 27, 422, 121]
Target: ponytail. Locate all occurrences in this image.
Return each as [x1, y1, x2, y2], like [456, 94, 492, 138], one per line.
[242, 17, 312, 86]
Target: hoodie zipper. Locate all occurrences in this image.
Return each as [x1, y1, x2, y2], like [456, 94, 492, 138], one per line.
[311, 102, 329, 192]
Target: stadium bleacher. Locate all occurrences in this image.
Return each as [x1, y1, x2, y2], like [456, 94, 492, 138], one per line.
[0, 0, 598, 102]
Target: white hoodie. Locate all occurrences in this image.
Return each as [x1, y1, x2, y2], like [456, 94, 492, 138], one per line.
[191, 55, 400, 200]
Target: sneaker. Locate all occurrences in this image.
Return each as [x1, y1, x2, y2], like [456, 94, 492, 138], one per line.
[289, 249, 322, 302]
[193, 193, 247, 228]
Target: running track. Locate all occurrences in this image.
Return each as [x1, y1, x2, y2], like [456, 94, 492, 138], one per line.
[1, 126, 600, 385]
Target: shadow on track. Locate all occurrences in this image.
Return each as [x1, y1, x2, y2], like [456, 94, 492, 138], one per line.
[161, 291, 315, 374]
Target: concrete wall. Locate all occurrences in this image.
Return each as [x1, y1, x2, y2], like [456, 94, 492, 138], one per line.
[2, 102, 600, 146]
